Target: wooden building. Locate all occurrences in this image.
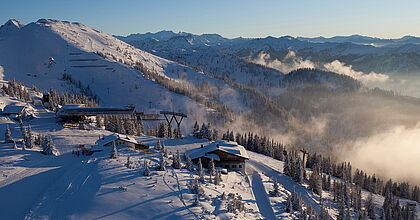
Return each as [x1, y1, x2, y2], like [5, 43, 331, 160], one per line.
[1, 104, 29, 118]
[187, 140, 249, 173]
[97, 133, 149, 151]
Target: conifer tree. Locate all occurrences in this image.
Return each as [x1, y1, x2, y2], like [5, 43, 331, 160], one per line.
[214, 170, 221, 185]
[284, 153, 290, 176]
[269, 180, 281, 197]
[197, 158, 205, 183]
[309, 164, 323, 196]
[42, 136, 57, 156]
[143, 160, 150, 176]
[187, 179, 204, 195]
[185, 155, 193, 171]
[193, 121, 199, 135]
[294, 157, 303, 183]
[172, 150, 181, 169]
[208, 158, 215, 176]
[125, 156, 133, 169]
[157, 153, 166, 171]
[365, 192, 376, 219]
[157, 123, 166, 138]
[110, 141, 118, 159]
[4, 125, 13, 143]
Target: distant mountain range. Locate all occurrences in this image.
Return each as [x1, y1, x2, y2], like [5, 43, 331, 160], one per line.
[116, 31, 420, 75]
[297, 34, 420, 46]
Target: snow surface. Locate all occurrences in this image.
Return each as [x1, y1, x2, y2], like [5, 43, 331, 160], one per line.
[0, 94, 419, 219]
[0, 95, 262, 219]
[0, 19, 253, 133]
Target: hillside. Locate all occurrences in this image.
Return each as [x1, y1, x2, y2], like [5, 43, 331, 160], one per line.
[1, 19, 420, 192]
[0, 90, 418, 219]
[0, 19, 259, 131]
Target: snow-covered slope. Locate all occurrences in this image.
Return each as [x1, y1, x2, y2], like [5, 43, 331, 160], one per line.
[0, 19, 23, 36]
[0, 19, 259, 131]
[1, 85, 419, 220]
[0, 95, 261, 219]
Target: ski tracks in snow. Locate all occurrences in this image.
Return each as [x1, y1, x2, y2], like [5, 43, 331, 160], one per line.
[248, 160, 334, 220]
[247, 167, 277, 220]
[162, 168, 199, 219]
[24, 157, 100, 219]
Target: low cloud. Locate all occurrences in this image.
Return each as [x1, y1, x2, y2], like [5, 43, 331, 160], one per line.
[343, 124, 420, 185]
[251, 51, 389, 84]
[324, 60, 389, 84]
[253, 51, 315, 74]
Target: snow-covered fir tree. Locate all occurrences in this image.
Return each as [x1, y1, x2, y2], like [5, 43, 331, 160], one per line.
[4, 125, 13, 143]
[185, 154, 193, 171]
[197, 158, 205, 183]
[226, 193, 245, 213]
[109, 141, 118, 159]
[157, 153, 166, 171]
[187, 179, 204, 195]
[192, 121, 199, 136]
[208, 158, 215, 176]
[309, 163, 323, 196]
[24, 126, 34, 149]
[157, 123, 166, 138]
[171, 150, 181, 169]
[214, 170, 221, 185]
[365, 192, 376, 219]
[125, 156, 135, 169]
[42, 136, 57, 156]
[294, 157, 303, 184]
[143, 160, 150, 176]
[269, 180, 281, 197]
[283, 153, 291, 176]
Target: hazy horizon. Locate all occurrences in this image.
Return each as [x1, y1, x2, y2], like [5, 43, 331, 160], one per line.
[2, 0, 420, 39]
[3, 18, 420, 40]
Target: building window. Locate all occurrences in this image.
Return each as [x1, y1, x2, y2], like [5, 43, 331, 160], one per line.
[232, 165, 237, 168]
[225, 165, 229, 168]
[239, 165, 242, 168]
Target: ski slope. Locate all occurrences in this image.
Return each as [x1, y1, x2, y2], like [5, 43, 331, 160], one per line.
[0, 95, 261, 219]
[0, 19, 255, 133]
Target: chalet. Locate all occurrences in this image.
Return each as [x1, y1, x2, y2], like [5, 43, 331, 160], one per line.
[97, 133, 149, 151]
[1, 104, 28, 118]
[187, 140, 249, 173]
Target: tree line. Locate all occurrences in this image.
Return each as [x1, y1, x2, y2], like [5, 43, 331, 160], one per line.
[221, 129, 419, 219]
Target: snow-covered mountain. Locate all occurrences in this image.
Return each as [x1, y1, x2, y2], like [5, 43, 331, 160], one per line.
[0, 19, 272, 131]
[2, 19, 420, 179]
[1, 19, 420, 219]
[120, 31, 420, 75]
[297, 34, 420, 47]
[0, 19, 23, 36]
[116, 30, 232, 49]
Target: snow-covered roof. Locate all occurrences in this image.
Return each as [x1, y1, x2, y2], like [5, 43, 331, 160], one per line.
[187, 140, 249, 161]
[1, 105, 27, 114]
[205, 153, 221, 161]
[97, 133, 139, 146]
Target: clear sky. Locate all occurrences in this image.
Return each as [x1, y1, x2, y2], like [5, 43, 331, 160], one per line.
[1, 0, 420, 38]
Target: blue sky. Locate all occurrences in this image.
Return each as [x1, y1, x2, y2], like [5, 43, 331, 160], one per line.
[1, 0, 420, 38]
